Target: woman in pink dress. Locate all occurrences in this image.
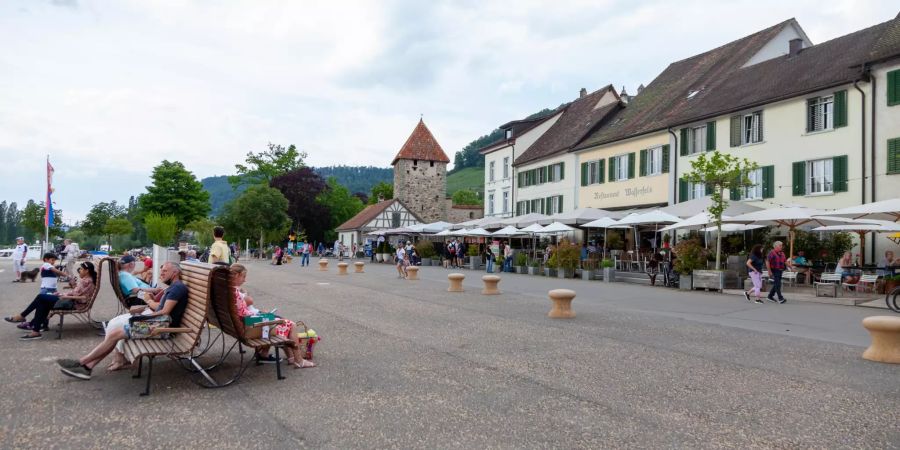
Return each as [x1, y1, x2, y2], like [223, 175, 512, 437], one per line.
[229, 264, 315, 368]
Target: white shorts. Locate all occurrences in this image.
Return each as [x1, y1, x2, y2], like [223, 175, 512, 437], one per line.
[106, 309, 152, 352]
[13, 260, 26, 273]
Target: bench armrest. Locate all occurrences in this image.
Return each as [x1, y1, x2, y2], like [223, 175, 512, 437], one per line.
[150, 327, 192, 336]
[251, 319, 286, 328]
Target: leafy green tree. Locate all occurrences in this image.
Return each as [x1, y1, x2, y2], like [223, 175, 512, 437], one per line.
[368, 181, 394, 204]
[66, 229, 86, 246]
[82, 201, 126, 237]
[185, 218, 215, 248]
[220, 185, 291, 254]
[230, 143, 307, 188]
[683, 151, 758, 270]
[317, 177, 364, 241]
[0, 201, 7, 244]
[144, 212, 178, 246]
[452, 189, 482, 206]
[139, 160, 210, 231]
[103, 217, 133, 248]
[21, 200, 64, 241]
[5, 202, 21, 243]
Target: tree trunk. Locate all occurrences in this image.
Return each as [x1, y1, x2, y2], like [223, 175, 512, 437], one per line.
[259, 231, 264, 260]
[715, 223, 722, 270]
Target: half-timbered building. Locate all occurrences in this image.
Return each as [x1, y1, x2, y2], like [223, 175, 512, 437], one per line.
[336, 198, 423, 248]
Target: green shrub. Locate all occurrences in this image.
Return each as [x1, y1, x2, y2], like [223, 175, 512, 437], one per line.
[416, 241, 436, 258]
[555, 242, 580, 271]
[673, 238, 707, 275]
[467, 244, 480, 257]
[600, 259, 614, 268]
[606, 232, 623, 250]
[547, 253, 558, 268]
[515, 252, 527, 266]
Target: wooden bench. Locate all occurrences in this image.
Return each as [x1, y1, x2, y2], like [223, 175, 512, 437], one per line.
[199, 266, 292, 387]
[47, 257, 106, 339]
[121, 261, 217, 396]
[105, 257, 144, 315]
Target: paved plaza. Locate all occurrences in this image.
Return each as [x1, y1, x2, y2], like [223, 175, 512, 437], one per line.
[1, 260, 898, 448]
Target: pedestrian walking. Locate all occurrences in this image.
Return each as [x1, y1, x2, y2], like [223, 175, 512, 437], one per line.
[12, 237, 27, 282]
[744, 244, 765, 304]
[766, 241, 788, 304]
[301, 241, 311, 266]
[503, 242, 512, 273]
[485, 244, 494, 273]
[396, 243, 407, 278]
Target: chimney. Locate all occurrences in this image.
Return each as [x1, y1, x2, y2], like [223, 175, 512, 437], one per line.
[579, 88, 587, 98]
[377, 194, 385, 202]
[789, 38, 802, 56]
[637, 84, 645, 95]
[619, 85, 630, 104]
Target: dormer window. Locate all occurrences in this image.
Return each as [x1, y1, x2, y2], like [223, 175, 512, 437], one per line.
[687, 89, 702, 99]
[505, 129, 513, 139]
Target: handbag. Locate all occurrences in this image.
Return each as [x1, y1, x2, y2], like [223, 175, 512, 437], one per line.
[53, 299, 75, 310]
[127, 314, 172, 339]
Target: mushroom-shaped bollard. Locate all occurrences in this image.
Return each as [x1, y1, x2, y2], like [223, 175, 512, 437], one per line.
[318, 259, 328, 271]
[406, 266, 419, 280]
[447, 273, 465, 292]
[481, 275, 501, 295]
[337, 262, 349, 275]
[354, 261, 365, 273]
[862, 316, 900, 364]
[547, 289, 576, 319]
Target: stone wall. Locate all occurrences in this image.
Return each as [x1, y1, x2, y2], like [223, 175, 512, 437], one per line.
[447, 203, 484, 223]
[393, 159, 448, 223]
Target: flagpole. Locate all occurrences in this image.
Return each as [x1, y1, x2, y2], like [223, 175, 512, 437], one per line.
[45, 155, 50, 252]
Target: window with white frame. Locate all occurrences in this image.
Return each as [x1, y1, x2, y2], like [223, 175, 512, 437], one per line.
[688, 125, 707, 154]
[688, 182, 706, 200]
[588, 160, 600, 184]
[489, 161, 495, 182]
[502, 190, 509, 213]
[743, 168, 763, 200]
[549, 196, 561, 214]
[503, 157, 510, 179]
[646, 146, 663, 175]
[808, 95, 834, 132]
[551, 163, 562, 182]
[615, 154, 629, 181]
[538, 167, 546, 184]
[807, 158, 833, 194]
[488, 192, 495, 215]
[742, 112, 762, 144]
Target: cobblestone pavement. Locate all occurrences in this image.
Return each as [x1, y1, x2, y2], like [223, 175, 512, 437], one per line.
[0, 259, 898, 448]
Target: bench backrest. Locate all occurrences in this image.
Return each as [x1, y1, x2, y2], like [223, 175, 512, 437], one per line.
[173, 262, 220, 349]
[206, 269, 251, 343]
[77, 258, 104, 311]
[859, 274, 879, 283]
[104, 257, 130, 309]
[820, 273, 842, 282]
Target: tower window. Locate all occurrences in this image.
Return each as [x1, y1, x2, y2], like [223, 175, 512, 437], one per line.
[430, 161, 434, 167]
[414, 160, 418, 166]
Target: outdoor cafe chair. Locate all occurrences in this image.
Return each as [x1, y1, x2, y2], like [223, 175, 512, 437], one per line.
[843, 274, 879, 294]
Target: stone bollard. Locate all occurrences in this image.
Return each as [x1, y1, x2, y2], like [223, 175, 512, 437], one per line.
[862, 316, 900, 364]
[481, 275, 501, 295]
[547, 289, 576, 319]
[406, 266, 419, 280]
[354, 261, 365, 273]
[337, 262, 349, 275]
[447, 273, 465, 292]
[318, 259, 328, 271]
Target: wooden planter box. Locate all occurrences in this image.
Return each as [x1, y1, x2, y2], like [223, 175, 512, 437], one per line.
[558, 268, 575, 279]
[515, 266, 526, 274]
[693, 270, 725, 291]
[467, 257, 480, 270]
[581, 269, 594, 281]
[602, 268, 616, 283]
[544, 268, 558, 277]
[679, 274, 693, 290]
[421, 258, 432, 266]
[528, 266, 540, 275]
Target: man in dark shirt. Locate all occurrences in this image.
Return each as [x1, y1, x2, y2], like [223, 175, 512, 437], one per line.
[58, 262, 188, 380]
[766, 241, 789, 304]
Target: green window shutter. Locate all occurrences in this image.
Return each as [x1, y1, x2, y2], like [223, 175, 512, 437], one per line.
[628, 152, 636, 179]
[792, 161, 806, 196]
[598, 159, 606, 183]
[542, 198, 547, 214]
[678, 178, 687, 203]
[730, 115, 741, 147]
[608, 157, 616, 182]
[580, 162, 588, 186]
[833, 90, 847, 128]
[757, 111, 764, 141]
[680, 128, 688, 156]
[518, 172, 524, 187]
[762, 165, 775, 198]
[729, 175, 741, 201]
[889, 70, 900, 106]
[661, 145, 670, 173]
[888, 138, 900, 174]
[559, 162, 564, 180]
[558, 195, 563, 213]
[706, 121, 716, 151]
[833, 155, 848, 192]
[806, 98, 816, 132]
[639, 149, 647, 177]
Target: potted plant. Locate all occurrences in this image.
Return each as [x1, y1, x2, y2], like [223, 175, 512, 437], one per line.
[514, 252, 527, 274]
[528, 259, 540, 275]
[545, 253, 558, 277]
[467, 244, 481, 270]
[556, 242, 579, 279]
[883, 274, 900, 295]
[382, 243, 393, 263]
[601, 258, 615, 282]
[673, 238, 707, 290]
[416, 241, 436, 266]
[375, 242, 384, 262]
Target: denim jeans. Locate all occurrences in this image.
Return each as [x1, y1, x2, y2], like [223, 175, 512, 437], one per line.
[301, 253, 310, 266]
[39, 288, 57, 296]
[504, 257, 512, 272]
[768, 269, 784, 299]
[486, 259, 494, 273]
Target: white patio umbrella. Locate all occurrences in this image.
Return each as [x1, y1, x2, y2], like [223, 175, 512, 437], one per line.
[824, 198, 900, 222]
[615, 210, 682, 253]
[660, 196, 763, 218]
[581, 216, 625, 259]
[492, 226, 525, 237]
[726, 205, 843, 258]
[519, 223, 545, 233]
[463, 228, 493, 237]
[417, 221, 453, 233]
[535, 221, 576, 233]
[537, 208, 621, 225]
[700, 224, 765, 232]
[507, 213, 550, 228]
[659, 212, 721, 232]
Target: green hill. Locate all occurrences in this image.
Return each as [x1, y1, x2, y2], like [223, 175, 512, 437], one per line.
[446, 167, 484, 197]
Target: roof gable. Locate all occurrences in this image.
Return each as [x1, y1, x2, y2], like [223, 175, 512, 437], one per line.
[336, 199, 424, 231]
[391, 119, 451, 165]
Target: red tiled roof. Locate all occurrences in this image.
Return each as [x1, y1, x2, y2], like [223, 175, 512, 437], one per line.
[391, 119, 451, 165]
[336, 199, 396, 231]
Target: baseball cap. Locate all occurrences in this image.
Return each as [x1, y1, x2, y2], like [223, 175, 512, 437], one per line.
[16, 236, 24, 241]
[120, 255, 136, 264]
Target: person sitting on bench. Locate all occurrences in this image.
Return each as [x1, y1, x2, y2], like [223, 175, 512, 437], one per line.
[5, 261, 98, 339]
[56, 262, 188, 380]
[118, 255, 161, 306]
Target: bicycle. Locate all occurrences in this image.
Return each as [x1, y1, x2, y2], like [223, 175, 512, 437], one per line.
[887, 285, 900, 313]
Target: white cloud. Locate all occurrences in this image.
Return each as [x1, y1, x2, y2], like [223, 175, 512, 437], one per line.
[0, 0, 896, 221]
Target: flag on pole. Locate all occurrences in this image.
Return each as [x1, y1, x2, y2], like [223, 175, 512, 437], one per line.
[46, 157, 55, 227]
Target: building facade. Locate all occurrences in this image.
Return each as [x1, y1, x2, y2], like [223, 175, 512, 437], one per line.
[336, 199, 423, 248]
[392, 119, 451, 223]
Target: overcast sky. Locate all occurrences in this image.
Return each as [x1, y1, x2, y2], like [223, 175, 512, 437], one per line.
[1, 0, 895, 222]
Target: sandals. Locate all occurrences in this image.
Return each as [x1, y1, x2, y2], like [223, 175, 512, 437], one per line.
[288, 358, 317, 369]
[4, 316, 25, 323]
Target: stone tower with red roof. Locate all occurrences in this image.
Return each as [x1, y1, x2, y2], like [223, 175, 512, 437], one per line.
[392, 119, 450, 223]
